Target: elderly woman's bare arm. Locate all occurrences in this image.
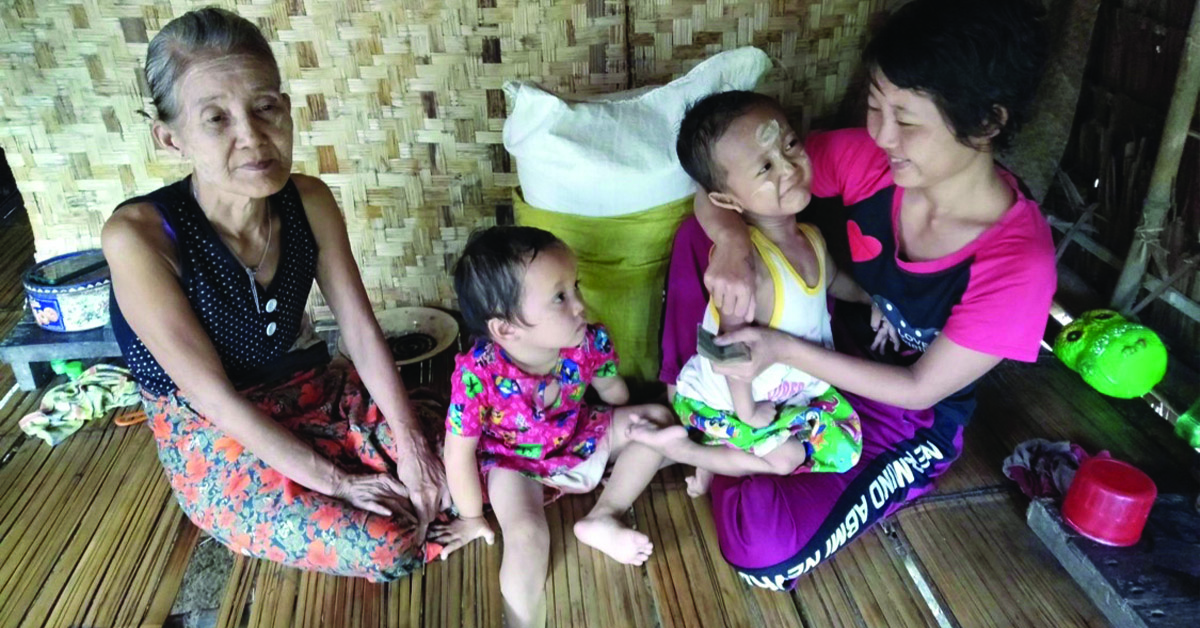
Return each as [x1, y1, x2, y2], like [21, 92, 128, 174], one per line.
[102, 204, 409, 517]
[295, 175, 448, 529]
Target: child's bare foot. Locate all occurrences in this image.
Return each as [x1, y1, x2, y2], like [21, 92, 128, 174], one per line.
[626, 423, 689, 454]
[574, 515, 653, 565]
[685, 468, 713, 497]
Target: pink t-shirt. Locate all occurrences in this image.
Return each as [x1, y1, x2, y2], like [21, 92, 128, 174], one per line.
[807, 128, 1056, 362]
[447, 324, 617, 487]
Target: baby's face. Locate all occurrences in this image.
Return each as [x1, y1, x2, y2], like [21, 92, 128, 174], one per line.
[711, 104, 812, 217]
[512, 246, 588, 351]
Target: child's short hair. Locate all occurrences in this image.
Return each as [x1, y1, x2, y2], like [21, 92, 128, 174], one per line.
[453, 226, 567, 339]
[676, 91, 788, 193]
[863, 0, 1047, 152]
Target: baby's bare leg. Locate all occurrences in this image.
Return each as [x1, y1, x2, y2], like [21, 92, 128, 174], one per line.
[489, 469, 550, 628]
[574, 405, 667, 565]
[629, 423, 808, 477]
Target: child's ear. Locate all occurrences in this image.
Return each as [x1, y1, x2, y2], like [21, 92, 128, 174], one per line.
[708, 191, 744, 214]
[487, 317, 519, 342]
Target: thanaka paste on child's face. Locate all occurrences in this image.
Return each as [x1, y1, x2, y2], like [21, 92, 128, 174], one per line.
[747, 119, 797, 211]
[708, 105, 810, 217]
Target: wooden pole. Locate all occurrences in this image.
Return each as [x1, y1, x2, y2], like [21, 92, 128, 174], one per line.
[1111, 0, 1200, 313]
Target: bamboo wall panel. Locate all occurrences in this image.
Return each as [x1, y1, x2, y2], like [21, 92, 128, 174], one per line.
[1, 0, 884, 313]
[631, 0, 886, 129]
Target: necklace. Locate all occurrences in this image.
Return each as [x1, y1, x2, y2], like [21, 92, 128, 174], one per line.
[242, 208, 273, 314]
[190, 179, 273, 314]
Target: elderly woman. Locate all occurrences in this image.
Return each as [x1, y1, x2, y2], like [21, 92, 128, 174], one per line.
[103, 8, 445, 580]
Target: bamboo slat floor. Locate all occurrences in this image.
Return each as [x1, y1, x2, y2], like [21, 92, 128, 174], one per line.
[1, 208, 1196, 628]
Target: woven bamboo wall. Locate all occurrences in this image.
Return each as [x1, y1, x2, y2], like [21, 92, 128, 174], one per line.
[0, 0, 887, 315]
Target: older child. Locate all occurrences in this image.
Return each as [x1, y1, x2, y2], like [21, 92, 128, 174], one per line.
[430, 227, 672, 628]
[630, 91, 879, 496]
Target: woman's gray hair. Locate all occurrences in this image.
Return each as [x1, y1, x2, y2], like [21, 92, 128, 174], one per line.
[145, 7, 279, 123]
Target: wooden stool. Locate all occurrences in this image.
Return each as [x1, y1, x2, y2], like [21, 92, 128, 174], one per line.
[0, 310, 122, 390]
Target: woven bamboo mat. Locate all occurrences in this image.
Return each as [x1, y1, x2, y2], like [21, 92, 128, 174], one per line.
[208, 470, 1113, 628]
[206, 352, 1191, 627]
[896, 494, 1111, 628]
[0, 403, 197, 628]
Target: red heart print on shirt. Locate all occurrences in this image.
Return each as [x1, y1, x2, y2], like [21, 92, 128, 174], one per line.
[847, 220, 883, 262]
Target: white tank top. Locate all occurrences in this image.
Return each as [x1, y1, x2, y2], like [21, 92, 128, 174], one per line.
[677, 223, 834, 410]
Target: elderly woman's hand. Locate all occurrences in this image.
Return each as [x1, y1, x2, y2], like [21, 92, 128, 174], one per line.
[332, 472, 417, 527]
[710, 327, 790, 381]
[393, 435, 448, 537]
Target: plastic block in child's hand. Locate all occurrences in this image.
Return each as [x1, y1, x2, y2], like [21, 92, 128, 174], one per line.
[697, 327, 751, 364]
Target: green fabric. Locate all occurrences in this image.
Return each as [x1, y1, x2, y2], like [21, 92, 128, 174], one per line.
[513, 189, 693, 383]
[673, 389, 863, 472]
[18, 364, 141, 446]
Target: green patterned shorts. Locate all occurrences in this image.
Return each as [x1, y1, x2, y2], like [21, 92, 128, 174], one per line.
[672, 388, 864, 473]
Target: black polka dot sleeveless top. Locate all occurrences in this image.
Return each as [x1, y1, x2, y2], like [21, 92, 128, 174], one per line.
[110, 176, 323, 396]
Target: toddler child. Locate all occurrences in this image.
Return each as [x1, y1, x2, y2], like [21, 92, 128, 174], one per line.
[430, 226, 672, 628]
[631, 91, 884, 495]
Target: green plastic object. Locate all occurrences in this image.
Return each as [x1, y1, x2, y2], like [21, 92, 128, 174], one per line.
[1053, 310, 1168, 399]
[50, 359, 85, 381]
[1175, 397, 1200, 450]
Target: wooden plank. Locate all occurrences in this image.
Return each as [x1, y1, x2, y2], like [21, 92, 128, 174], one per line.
[568, 494, 603, 626]
[896, 493, 1110, 627]
[5, 425, 174, 628]
[1029, 495, 1200, 628]
[67, 429, 172, 627]
[819, 523, 942, 628]
[637, 477, 691, 627]
[144, 520, 203, 627]
[659, 467, 755, 628]
[936, 358, 1195, 497]
[0, 429, 123, 624]
[216, 556, 258, 628]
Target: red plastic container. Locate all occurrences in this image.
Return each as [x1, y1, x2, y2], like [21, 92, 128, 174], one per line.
[1062, 458, 1157, 546]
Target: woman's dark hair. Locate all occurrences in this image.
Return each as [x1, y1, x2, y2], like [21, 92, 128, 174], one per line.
[145, 7, 280, 123]
[677, 91, 788, 193]
[863, 0, 1048, 152]
[453, 226, 567, 338]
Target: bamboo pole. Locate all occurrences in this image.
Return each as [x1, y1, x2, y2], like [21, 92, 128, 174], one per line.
[1111, 0, 1200, 313]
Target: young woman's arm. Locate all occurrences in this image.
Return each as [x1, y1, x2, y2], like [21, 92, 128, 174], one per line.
[296, 175, 447, 529]
[694, 194, 757, 323]
[713, 328, 1001, 410]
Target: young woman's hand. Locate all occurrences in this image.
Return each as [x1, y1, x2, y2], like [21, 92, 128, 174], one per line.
[428, 515, 495, 559]
[710, 327, 789, 381]
[870, 303, 901, 354]
[705, 241, 758, 323]
[332, 472, 417, 526]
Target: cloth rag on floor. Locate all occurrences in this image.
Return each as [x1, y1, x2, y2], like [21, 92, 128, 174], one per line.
[19, 364, 141, 446]
[1002, 438, 1110, 500]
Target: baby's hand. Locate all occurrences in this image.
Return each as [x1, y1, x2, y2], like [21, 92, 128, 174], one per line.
[869, 303, 901, 354]
[428, 515, 494, 559]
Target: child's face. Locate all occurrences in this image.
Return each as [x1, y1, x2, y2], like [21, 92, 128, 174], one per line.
[510, 246, 588, 350]
[710, 104, 812, 217]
